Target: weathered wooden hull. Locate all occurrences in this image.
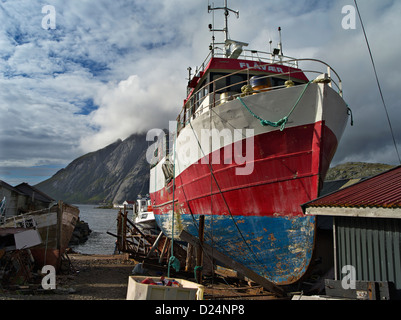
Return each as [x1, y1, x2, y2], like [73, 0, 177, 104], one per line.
[1, 202, 79, 269]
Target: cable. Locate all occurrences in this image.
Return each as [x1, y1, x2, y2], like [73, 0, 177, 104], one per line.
[354, 0, 401, 164]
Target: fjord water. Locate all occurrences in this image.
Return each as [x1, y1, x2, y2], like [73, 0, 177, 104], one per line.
[69, 204, 124, 255]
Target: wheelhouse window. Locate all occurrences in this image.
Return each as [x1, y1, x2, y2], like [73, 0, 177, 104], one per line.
[211, 73, 248, 94]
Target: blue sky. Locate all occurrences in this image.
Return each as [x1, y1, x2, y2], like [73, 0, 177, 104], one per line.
[1, 0, 401, 186]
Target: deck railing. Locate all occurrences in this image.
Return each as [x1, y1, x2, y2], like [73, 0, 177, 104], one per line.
[176, 57, 343, 135]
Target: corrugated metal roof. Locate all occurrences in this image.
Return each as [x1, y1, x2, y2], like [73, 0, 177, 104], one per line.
[304, 165, 401, 209]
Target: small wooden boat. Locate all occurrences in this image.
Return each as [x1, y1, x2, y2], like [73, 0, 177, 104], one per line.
[0, 201, 79, 269]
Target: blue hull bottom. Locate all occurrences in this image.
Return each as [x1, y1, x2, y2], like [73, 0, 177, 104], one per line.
[155, 213, 316, 285]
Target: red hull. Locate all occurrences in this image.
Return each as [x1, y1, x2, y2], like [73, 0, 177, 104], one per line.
[152, 121, 337, 217]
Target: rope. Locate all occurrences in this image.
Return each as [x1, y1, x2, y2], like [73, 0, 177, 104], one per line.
[354, 0, 401, 164]
[168, 129, 178, 276]
[237, 81, 313, 131]
[194, 265, 203, 282]
[169, 255, 180, 272]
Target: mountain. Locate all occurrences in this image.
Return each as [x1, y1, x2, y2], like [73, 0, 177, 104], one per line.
[35, 133, 150, 204]
[325, 162, 395, 181]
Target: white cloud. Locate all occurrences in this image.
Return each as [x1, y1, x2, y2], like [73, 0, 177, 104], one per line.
[1, 0, 401, 186]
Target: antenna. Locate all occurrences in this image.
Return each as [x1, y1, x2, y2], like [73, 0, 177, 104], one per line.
[208, 0, 239, 42]
[208, 0, 246, 59]
[278, 27, 283, 56]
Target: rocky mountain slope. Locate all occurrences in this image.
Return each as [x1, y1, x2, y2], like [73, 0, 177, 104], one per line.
[325, 162, 395, 181]
[36, 133, 150, 204]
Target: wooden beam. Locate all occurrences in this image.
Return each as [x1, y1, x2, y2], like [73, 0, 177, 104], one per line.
[146, 231, 164, 258]
[305, 206, 401, 219]
[116, 210, 122, 251]
[196, 215, 205, 284]
[179, 230, 285, 297]
[122, 206, 128, 251]
[159, 238, 169, 264]
[185, 243, 194, 272]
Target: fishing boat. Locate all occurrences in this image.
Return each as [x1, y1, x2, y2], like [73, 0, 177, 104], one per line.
[149, 2, 350, 285]
[133, 196, 160, 235]
[0, 201, 79, 269]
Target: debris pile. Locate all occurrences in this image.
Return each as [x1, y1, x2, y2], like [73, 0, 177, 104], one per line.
[0, 249, 36, 288]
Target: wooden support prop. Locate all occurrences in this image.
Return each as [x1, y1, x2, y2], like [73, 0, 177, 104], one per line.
[116, 210, 122, 251]
[196, 215, 205, 284]
[185, 243, 194, 272]
[122, 206, 128, 251]
[125, 217, 154, 247]
[159, 238, 169, 264]
[146, 231, 164, 258]
[179, 230, 285, 297]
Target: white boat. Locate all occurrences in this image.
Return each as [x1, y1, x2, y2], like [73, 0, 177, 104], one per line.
[133, 196, 159, 235]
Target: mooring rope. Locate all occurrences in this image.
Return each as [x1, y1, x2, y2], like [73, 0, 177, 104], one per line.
[237, 80, 313, 131]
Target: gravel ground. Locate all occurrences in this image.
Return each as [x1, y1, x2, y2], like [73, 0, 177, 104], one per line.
[0, 254, 134, 300]
[0, 253, 281, 301]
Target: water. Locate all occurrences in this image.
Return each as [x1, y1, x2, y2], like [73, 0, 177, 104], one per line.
[69, 204, 122, 255]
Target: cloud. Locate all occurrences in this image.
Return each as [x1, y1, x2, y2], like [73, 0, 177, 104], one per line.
[0, 0, 400, 186]
[317, 0, 401, 165]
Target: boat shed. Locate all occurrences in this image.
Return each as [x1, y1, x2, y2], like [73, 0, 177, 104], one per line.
[0, 181, 54, 218]
[0, 180, 25, 218]
[302, 165, 401, 300]
[14, 183, 54, 212]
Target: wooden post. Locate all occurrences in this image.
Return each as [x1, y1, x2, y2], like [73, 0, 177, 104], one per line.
[185, 243, 194, 272]
[159, 238, 169, 264]
[166, 240, 172, 264]
[146, 231, 164, 259]
[122, 205, 128, 251]
[116, 209, 122, 251]
[196, 215, 205, 284]
[57, 201, 63, 255]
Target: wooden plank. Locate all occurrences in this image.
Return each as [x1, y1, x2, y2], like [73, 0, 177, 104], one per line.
[123, 207, 128, 251]
[179, 230, 285, 297]
[306, 206, 401, 219]
[185, 243, 194, 272]
[57, 201, 63, 252]
[146, 231, 164, 258]
[125, 217, 154, 247]
[159, 238, 169, 264]
[196, 215, 205, 284]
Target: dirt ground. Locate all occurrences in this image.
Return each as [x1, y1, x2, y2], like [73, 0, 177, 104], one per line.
[0, 253, 282, 300]
[0, 254, 135, 300]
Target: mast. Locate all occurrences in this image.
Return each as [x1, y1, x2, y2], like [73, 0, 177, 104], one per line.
[208, 0, 247, 59]
[208, 0, 239, 43]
